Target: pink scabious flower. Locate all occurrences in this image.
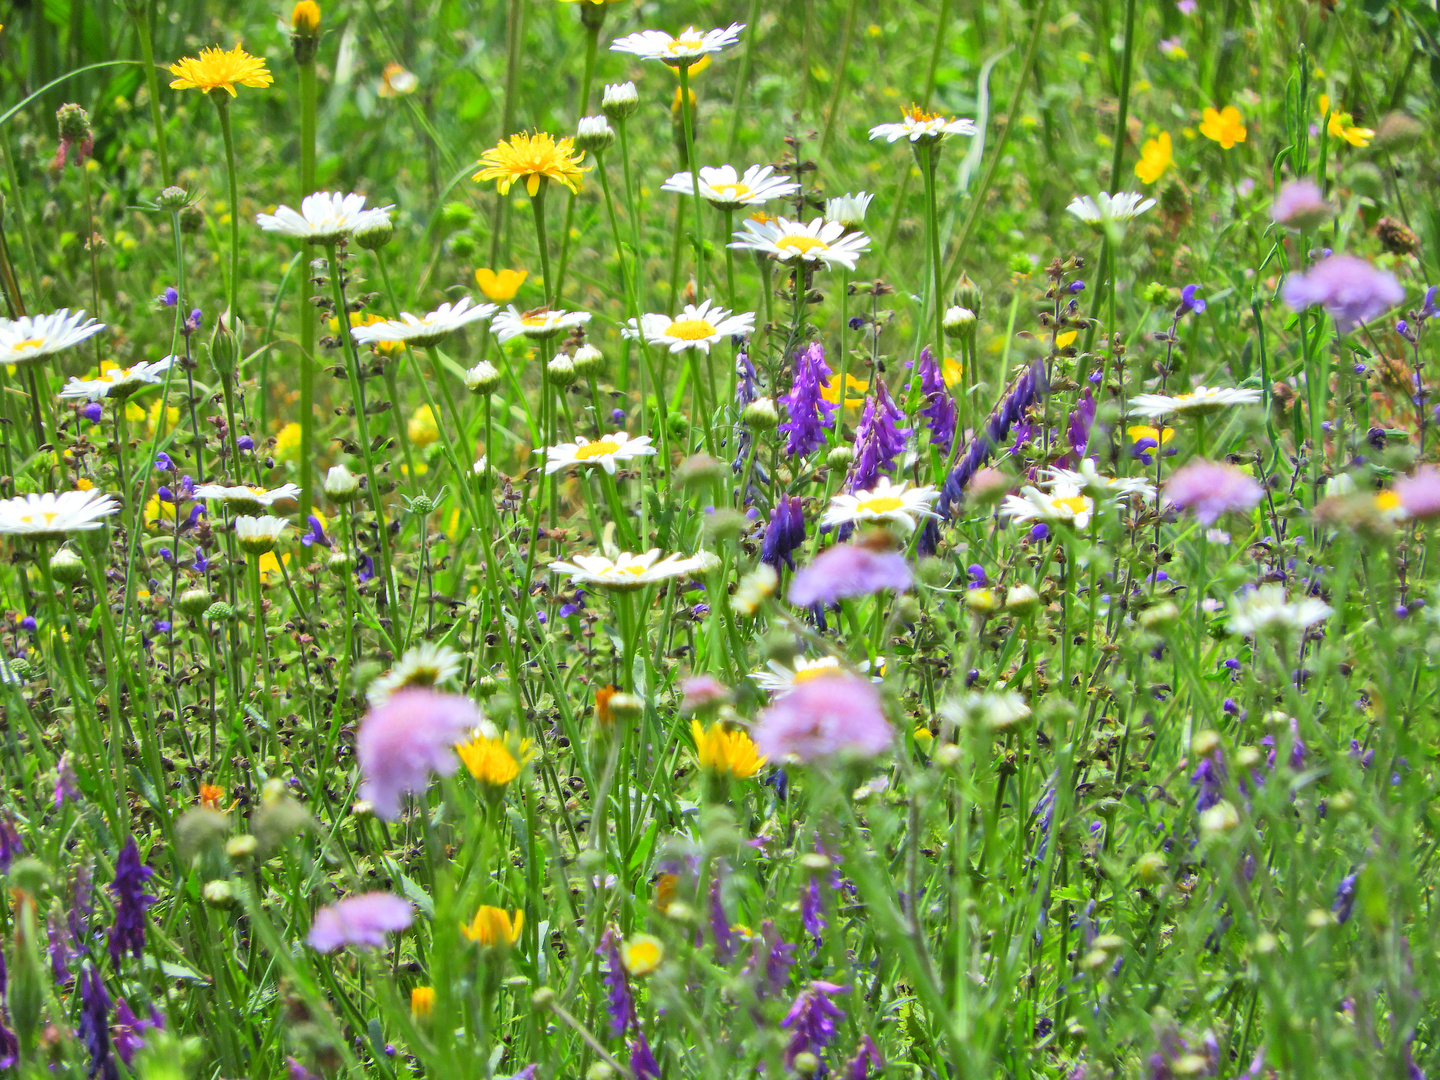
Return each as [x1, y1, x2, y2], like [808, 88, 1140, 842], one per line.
[1281, 254, 1404, 333]
[753, 675, 894, 762]
[356, 688, 482, 819]
[788, 541, 912, 607]
[1270, 179, 1332, 230]
[307, 892, 413, 953]
[1394, 466, 1440, 518]
[1164, 460, 1264, 524]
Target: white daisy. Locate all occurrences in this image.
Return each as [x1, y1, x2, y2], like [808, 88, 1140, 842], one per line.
[610, 23, 745, 66]
[1065, 191, 1156, 226]
[622, 300, 755, 354]
[350, 297, 496, 349]
[728, 216, 869, 270]
[1046, 460, 1156, 502]
[548, 549, 710, 591]
[749, 655, 883, 693]
[1129, 385, 1263, 419]
[233, 514, 291, 554]
[0, 309, 106, 367]
[492, 306, 592, 343]
[255, 191, 395, 243]
[1228, 584, 1334, 637]
[193, 483, 303, 513]
[820, 478, 940, 533]
[367, 641, 464, 705]
[869, 106, 979, 144]
[540, 432, 657, 475]
[1000, 482, 1096, 531]
[0, 489, 119, 538]
[59, 356, 177, 401]
[659, 165, 800, 211]
[825, 191, 874, 228]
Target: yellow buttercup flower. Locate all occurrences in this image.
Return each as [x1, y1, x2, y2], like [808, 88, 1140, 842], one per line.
[410, 986, 435, 1018]
[941, 357, 963, 387]
[148, 398, 180, 438]
[291, 1, 321, 32]
[335, 312, 403, 355]
[691, 719, 767, 780]
[1055, 330, 1078, 348]
[474, 132, 588, 197]
[1134, 131, 1172, 185]
[620, 934, 664, 976]
[1198, 106, 1245, 149]
[274, 422, 302, 463]
[1318, 96, 1373, 148]
[1127, 424, 1175, 445]
[168, 45, 274, 97]
[456, 733, 534, 787]
[820, 373, 868, 409]
[461, 906, 524, 947]
[475, 267, 528, 303]
[408, 404, 439, 448]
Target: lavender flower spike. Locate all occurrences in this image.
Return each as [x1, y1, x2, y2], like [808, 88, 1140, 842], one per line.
[79, 965, 118, 1080]
[107, 838, 156, 969]
[597, 926, 635, 1037]
[939, 359, 1045, 518]
[778, 343, 837, 457]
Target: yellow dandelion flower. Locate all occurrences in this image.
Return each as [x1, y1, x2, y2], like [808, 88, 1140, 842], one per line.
[691, 719, 767, 780]
[336, 312, 404, 355]
[474, 132, 589, 197]
[621, 934, 664, 976]
[274, 421, 302, 463]
[475, 267, 528, 302]
[408, 404, 439, 448]
[461, 906, 524, 947]
[410, 987, 435, 1018]
[1134, 131, 1172, 185]
[456, 733, 534, 787]
[1198, 106, 1246, 150]
[291, 1, 321, 32]
[168, 45, 274, 97]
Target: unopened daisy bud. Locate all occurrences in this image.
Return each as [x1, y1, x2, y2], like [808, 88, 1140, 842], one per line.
[235, 515, 289, 556]
[1200, 800, 1240, 835]
[943, 305, 976, 338]
[324, 463, 360, 502]
[202, 880, 235, 907]
[966, 587, 1000, 615]
[571, 343, 604, 376]
[224, 835, 258, 861]
[793, 1053, 822, 1077]
[353, 218, 393, 250]
[1139, 601, 1179, 630]
[826, 445, 854, 469]
[530, 987, 556, 1012]
[471, 457, 489, 477]
[176, 588, 213, 617]
[601, 81, 639, 120]
[48, 547, 84, 584]
[546, 354, 577, 386]
[1001, 584, 1037, 614]
[703, 507, 746, 542]
[326, 552, 353, 574]
[204, 601, 236, 622]
[56, 103, 92, 143]
[607, 692, 644, 721]
[156, 185, 190, 211]
[575, 115, 615, 154]
[1135, 852, 1167, 884]
[743, 396, 779, 430]
[952, 272, 982, 313]
[463, 361, 501, 394]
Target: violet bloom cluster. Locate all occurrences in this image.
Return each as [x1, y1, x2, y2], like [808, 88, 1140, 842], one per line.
[778, 343, 837, 457]
[788, 542, 912, 608]
[849, 380, 910, 493]
[107, 837, 156, 969]
[1064, 389, 1097, 466]
[1395, 466, 1440, 518]
[939, 359, 1045, 518]
[0, 816, 22, 873]
[744, 920, 796, 998]
[753, 674, 894, 762]
[79, 965, 118, 1080]
[1281, 253, 1404, 333]
[1164, 460, 1263, 525]
[762, 495, 807, 572]
[356, 688, 482, 819]
[914, 346, 957, 454]
[598, 926, 635, 1037]
[307, 892, 413, 952]
[782, 980, 848, 1067]
[113, 999, 164, 1066]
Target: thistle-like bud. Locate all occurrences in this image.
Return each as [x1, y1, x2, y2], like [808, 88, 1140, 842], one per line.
[176, 588, 213, 617]
[408, 494, 436, 515]
[353, 218, 393, 250]
[323, 463, 359, 502]
[48, 547, 84, 584]
[743, 396, 779, 430]
[601, 81, 639, 121]
[204, 601, 237, 622]
[575, 115, 616, 154]
[156, 186, 190, 211]
[224, 835, 258, 861]
[547, 354, 578, 387]
[952, 272, 982, 313]
[56, 103, 91, 144]
[571, 343, 604, 377]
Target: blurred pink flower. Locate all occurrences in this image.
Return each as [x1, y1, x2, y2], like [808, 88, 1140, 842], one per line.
[1281, 254, 1404, 333]
[1271, 179, 1332, 230]
[788, 543, 912, 607]
[753, 675, 894, 762]
[307, 892, 413, 952]
[1165, 460, 1264, 524]
[1395, 466, 1440, 518]
[680, 674, 730, 714]
[356, 688, 482, 819]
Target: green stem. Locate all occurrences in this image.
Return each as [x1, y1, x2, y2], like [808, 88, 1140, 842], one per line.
[298, 55, 318, 516]
[677, 62, 706, 297]
[133, 0, 172, 186]
[213, 95, 242, 322]
[922, 143, 946, 359]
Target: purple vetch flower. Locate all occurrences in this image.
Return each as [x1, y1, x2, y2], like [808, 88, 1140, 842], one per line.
[762, 495, 807, 572]
[79, 965, 118, 1080]
[801, 875, 826, 937]
[1190, 752, 1226, 812]
[782, 981, 848, 1067]
[754, 674, 894, 762]
[356, 553, 376, 583]
[1177, 285, 1206, 318]
[54, 753, 80, 809]
[629, 1032, 661, 1080]
[287, 1058, 320, 1080]
[915, 346, 958, 454]
[499, 1069, 538, 1080]
[749, 920, 797, 997]
[778, 343, 837, 457]
[849, 380, 910, 493]
[112, 998, 164, 1066]
[788, 541, 912, 607]
[1333, 872, 1359, 924]
[355, 688, 482, 819]
[0, 817, 20, 876]
[1281, 254, 1405, 333]
[598, 926, 635, 1037]
[49, 913, 76, 982]
[845, 1035, 885, 1079]
[1395, 466, 1440, 518]
[1164, 460, 1264, 525]
[709, 877, 737, 963]
[939, 359, 1046, 518]
[1064, 389, 1097, 465]
[108, 838, 156, 969]
[1271, 179, 1332, 230]
[306, 892, 413, 952]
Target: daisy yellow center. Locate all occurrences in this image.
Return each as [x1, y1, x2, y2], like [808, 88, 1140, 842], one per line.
[404, 665, 442, 685]
[14, 339, 44, 352]
[247, 487, 268, 496]
[665, 318, 718, 340]
[1054, 495, 1092, 516]
[1376, 491, 1401, 512]
[21, 512, 60, 526]
[666, 39, 699, 53]
[793, 664, 840, 684]
[904, 104, 940, 123]
[857, 496, 905, 514]
[521, 314, 553, 327]
[712, 183, 751, 199]
[776, 235, 828, 256]
[574, 440, 622, 460]
[617, 565, 649, 576]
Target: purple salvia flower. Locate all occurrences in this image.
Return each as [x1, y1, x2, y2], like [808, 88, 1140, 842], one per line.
[79, 965, 118, 1080]
[300, 515, 331, 548]
[306, 893, 413, 952]
[161, 287, 179, 307]
[81, 402, 104, 423]
[108, 838, 156, 969]
[849, 379, 910, 493]
[1176, 284, 1206, 318]
[1281, 253, 1404, 333]
[709, 877, 736, 964]
[1333, 872, 1359, 924]
[762, 495, 807, 572]
[112, 998, 163, 1066]
[778, 343, 837, 457]
[845, 1035, 885, 1079]
[1190, 753, 1226, 812]
[915, 346, 957, 454]
[598, 926, 634, 1037]
[939, 359, 1045, 517]
[782, 980, 848, 1067]
[629, 1031, 661, 1080]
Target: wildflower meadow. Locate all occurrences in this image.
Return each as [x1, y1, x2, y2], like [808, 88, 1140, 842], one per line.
[2, 0, 1440, 1076]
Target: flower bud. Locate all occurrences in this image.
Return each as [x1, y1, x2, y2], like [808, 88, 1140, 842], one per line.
[326, 551, 353, 574]
[464, 361, 501, 393]
[440, 201, 474, 230]
[179, 204, 205, 234]
[826, 445, 854, 469]
[292, 1, 321, 33]
[547, 354, 578, 386]
[1199, 800, 1240, 836]
[585, 1064, 616, 1080]
[210, 310, 241, 378]
[156, 186, 190, 211]
[793, 1053, 822, 1077]
[56, 103, 91, 143]
[530, 987, 556, 1011]
[203, 601, 236, 622]
[965, 587, 1000, 615]
[607, 692, 644, 721]
[48, 547, 84, 584]
[673, 453, 726, 489]
[571, 343, 604, 376]
[575, 115, 616, 154]
[407, 494, 435, 515]
[1004, 584, 1040, 615]
[943, 305, 976, 338]
[1134, 852, 1167, 884]
[952, 272, 982, 313]
[202, 880, 235, 907]
[324, 463, 360, 502]
[224, 835, 258, 861]
[353, 218, 393, 250]
[176, 588, 213, 617]
[601, 81, 639, 120]
[743, 396, 779, 429]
